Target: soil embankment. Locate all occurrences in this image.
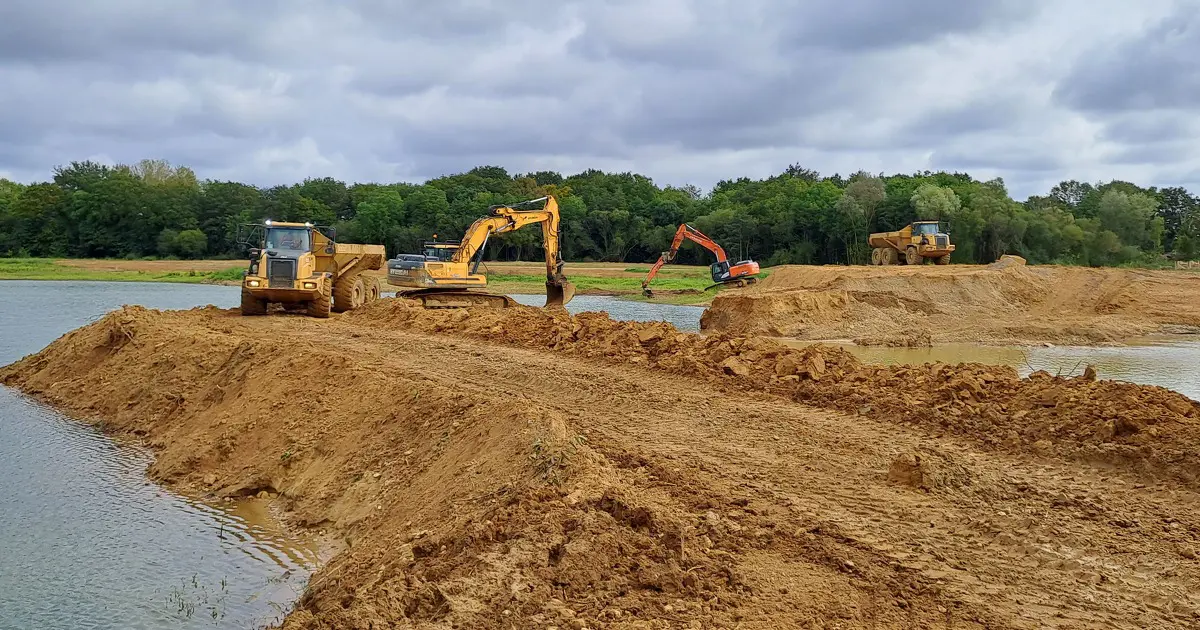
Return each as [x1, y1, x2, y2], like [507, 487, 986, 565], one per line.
[701, 264, 1200, 345]
[3, 302, 1200, 628]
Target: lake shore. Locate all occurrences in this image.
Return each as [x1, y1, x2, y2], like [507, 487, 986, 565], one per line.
[0, 258, 725, 305]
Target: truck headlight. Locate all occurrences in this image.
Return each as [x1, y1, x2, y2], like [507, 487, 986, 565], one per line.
[302, 281, 317, 289]
[247, 279, 261, 287]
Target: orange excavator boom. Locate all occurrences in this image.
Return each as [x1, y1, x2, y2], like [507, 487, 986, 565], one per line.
[642, 224, 758, 296]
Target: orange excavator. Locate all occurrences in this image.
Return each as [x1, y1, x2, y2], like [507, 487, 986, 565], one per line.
[642, 223, 760, 297]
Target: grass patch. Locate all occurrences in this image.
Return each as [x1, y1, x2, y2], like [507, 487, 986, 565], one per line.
[0, 258, 246, 284]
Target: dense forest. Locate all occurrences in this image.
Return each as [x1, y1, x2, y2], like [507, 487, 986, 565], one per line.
[1, 159, 1197, 267]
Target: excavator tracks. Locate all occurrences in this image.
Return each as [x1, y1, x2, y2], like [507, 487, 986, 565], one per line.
[397, 288, 519, 309]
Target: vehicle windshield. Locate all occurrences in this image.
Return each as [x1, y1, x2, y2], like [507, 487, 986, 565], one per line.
[265, 227, 310, 252]
[914, 223, 940, 235]
[423, 245, 457, 261]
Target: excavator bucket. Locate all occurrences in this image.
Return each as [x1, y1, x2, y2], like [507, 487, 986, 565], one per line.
[546, 280, 576, 309]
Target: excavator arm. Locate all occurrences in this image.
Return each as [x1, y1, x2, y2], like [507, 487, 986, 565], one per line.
[642, 224, 729, 295]
[450, 195, 575, 307]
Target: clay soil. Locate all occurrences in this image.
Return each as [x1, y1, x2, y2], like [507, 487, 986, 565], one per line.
[701, 263, 1200, 346]
[3, 301, 1200, 629]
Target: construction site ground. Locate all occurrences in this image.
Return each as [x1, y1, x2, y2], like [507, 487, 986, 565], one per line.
[3, 298, 1199, 630]
[701, 262, 1200, 346]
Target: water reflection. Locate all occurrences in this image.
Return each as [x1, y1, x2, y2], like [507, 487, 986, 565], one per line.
[784, 338, 1200, 401]
[0, 281, 314, 630]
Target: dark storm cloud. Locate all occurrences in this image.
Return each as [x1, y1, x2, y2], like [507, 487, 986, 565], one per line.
[0, 0, 281, 64]
[1053, 5, 1200, 113]
[0, 0, 1194, 198]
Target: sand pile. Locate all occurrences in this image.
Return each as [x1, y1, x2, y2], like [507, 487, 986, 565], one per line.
[353, 299, 1200, 484]
[701, 264, 1200, 345]
[6, 304, 1200, 627]
[0, 306, 954, 628]
[347, 300, 863, 384]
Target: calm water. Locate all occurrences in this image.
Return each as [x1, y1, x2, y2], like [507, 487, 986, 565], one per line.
[0, 281, 316, 630]
[829, 339, 1200, 401]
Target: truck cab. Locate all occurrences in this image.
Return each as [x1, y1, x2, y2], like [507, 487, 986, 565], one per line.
[243, 221, 332, 296]
[240, 219, 385, 317]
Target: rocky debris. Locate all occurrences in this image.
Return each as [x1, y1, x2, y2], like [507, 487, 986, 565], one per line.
[888, 447, 973, 492]
[854, 330, 933, 347]
[350, 300, 1200, 485]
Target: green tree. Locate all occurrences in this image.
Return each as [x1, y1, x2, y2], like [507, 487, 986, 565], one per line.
[174, 229, 208, 258]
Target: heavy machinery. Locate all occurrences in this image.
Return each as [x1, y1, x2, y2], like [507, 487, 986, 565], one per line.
[239, 220, 385, 318]
[385, 195, 576, 309]
[869, 221, 955, 266]
[642, 223, 760, 297]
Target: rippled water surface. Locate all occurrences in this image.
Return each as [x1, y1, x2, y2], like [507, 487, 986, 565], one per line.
[0, 281, 314, 630]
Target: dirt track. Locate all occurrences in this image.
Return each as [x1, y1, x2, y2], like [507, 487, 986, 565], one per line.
[702, 263, 1200, 346]
[3, 303, 1200, 629]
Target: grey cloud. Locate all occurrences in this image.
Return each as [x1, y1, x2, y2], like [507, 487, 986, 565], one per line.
[1053, 5, 1200, 113]
[0, 0, 1196, 202]
[1100, 113, 1195, 144]
[930, 147, 1064, 174]
[0, 0, 281, 65]
[782, 0, 1038, 51]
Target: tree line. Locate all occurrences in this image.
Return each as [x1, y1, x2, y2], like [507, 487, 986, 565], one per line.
[1, 159, 1197, 267]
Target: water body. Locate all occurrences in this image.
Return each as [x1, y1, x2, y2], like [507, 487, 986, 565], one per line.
[831, 339, 1200, 401]
[0, 281, 316, 630]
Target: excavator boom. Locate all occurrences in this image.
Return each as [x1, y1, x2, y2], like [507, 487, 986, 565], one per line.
[386, 195, 575, 308]
[642, 224, 758, 297]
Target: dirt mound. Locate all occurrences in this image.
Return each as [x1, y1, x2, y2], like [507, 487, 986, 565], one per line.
[347, 299, 863, 384]
[7, 304, 1200, 628]
[702, 264, 1200, 345]
[888, 446, 974, 492]
[349, 299, 1200, 485]
[0, 306, 956, 629]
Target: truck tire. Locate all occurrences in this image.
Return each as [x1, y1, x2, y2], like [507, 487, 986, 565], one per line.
[871, 248, 881, 265]
[366, 278, 381, 303]
[333, 273, 365, 312]
[308, 294, 331, 318]
[936, 254, 951, 265]
[906, 246, 920, 265]
[240, 289, 267, 316]
[885, 248, 899, 265]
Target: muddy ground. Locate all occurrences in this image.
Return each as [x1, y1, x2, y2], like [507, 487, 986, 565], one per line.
[702, 263, 1200, 346]
[3, 300, 1200, 629]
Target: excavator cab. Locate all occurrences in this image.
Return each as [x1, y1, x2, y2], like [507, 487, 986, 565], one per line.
[710, 260, 733, 283]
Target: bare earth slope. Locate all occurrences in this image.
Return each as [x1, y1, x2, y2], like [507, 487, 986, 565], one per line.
[701, 264, 1200, 345]
[3, 303, 1200, 629]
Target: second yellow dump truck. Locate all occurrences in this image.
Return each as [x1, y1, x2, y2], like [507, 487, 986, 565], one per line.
[870, 221, 955, 265]
[239, 220, 385, 318]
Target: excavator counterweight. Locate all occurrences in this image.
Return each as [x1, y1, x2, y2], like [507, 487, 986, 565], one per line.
[385, 195, 575, 309]
[642, 224, 760, 297]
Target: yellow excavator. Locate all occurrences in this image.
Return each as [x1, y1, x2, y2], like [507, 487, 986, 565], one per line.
[385, 195, 576, 308]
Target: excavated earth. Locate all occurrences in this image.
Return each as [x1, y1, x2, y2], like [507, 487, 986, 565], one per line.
[3, 301, 1200, 629]
[701, 264, 1200, 345]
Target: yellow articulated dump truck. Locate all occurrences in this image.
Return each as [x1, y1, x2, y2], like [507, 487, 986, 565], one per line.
[239, 220, 385, 318]
[869, 221, 955, 265]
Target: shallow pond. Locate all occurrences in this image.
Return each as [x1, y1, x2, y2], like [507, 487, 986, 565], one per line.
[827, 338, 1200, 401]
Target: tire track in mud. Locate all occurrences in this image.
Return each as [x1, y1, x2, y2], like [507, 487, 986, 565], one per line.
[277, 313, 1200, 628]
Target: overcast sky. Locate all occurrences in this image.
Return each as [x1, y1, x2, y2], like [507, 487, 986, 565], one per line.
[1, 0, 1197, 199]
